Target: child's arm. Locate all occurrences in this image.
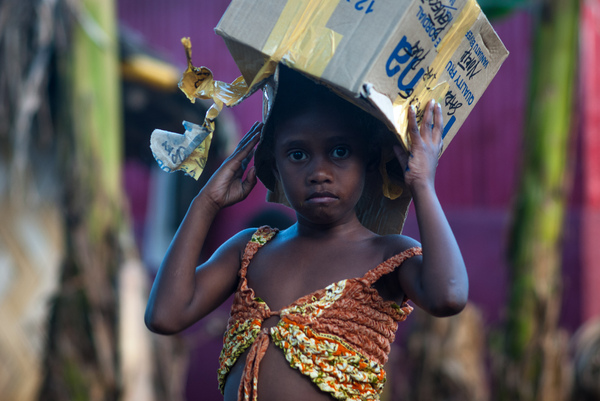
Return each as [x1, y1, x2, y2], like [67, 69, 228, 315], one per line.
[395, 100, 468, 317]
[145, 122, 263, 334]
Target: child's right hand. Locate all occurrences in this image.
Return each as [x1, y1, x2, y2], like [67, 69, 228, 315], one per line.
[394, 100, 444, 193]
[200, 122, 263, 211]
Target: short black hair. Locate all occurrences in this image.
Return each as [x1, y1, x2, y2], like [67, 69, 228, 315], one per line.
[267, 66, 387, 142]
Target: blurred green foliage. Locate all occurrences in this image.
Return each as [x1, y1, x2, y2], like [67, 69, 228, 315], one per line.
[479, 0, 531, 19]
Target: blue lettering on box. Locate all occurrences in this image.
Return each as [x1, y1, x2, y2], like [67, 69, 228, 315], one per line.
[416, 1, 456, 47]
[446, 61, 474, 105]
[386, 36, 429, 98]
[458, 48, 482, 80]
[454, 74, 475, 105]
[346, 0, 375, 14]
[442, 115, 455, 138]
[445, 60, 457, 79]
[464, 30, 490, 69]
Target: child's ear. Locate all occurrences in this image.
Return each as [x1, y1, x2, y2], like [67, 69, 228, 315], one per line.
[367, 156, 378, 172]
[271, 160, 280, 181]
[366, 149, 380, 173]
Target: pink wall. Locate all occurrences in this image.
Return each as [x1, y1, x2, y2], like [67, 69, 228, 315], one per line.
[118, 2, 596, 399]
[118, 1, 530, 208]
[119, 0, 293, 243]
[580, 0, 600, 321]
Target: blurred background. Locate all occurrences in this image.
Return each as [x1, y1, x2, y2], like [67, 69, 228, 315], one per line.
[1, 0, 599, 400]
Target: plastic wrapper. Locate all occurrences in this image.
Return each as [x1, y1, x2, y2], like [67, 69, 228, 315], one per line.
[151, 38, 252, 179]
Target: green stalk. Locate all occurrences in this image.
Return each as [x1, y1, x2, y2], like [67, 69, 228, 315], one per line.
[499, 0, 579, 400]
[41, 0, 124, 399]
[71, 0, 123, 238]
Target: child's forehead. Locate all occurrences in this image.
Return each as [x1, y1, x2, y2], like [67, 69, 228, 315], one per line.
[274, 102, 361, 130]
[273, 108, 365, 144]
[276, 105, 347, 126]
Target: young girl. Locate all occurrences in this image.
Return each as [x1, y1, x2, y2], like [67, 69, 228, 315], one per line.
[145, 69, 468, 401]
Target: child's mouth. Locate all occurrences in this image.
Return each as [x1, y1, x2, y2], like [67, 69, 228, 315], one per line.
[306, 192, 338, 203]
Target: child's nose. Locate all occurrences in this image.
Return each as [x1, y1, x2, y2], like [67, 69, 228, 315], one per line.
[307, 156, 333, 184]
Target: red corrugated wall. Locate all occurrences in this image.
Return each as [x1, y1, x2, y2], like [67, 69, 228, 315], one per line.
[118, 2, 598, 399]
[117, 2, 530, 208]
[580, 0, 600, 322]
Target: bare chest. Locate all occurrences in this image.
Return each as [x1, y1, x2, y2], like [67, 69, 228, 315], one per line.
[244, 240, 398, 311]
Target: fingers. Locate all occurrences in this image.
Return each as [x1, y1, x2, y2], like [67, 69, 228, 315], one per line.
[407, 105, 421, 148]
[409, 100, 444, 150]
[239, 122, 263, 149]
[432, 102, 443, 146]
[394, 145, 409, 172]
[205, 124, 262, 208]
[403, 99, 444, 181]
[419, 99, 436, 141]
[230, 122, 263, 163]
[240, 148, 255, 172]
[240, 166, 258, 197]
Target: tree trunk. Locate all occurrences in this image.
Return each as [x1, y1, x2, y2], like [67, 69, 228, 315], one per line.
[39, 0, 126, 399]
[1, 0, 181, 400]
[497, 0, 579, 400]
[407, 304, 490, 401]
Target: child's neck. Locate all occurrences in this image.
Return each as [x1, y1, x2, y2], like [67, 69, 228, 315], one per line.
[293, 215, 373, 241]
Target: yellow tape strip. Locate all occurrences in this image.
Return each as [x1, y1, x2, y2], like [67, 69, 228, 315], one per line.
[248, 0, 342, 89]
[267, 0, 341, 76]
[392, 0, 481, 149]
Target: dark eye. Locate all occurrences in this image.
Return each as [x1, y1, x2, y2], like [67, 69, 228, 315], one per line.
[331, 146, 350, 159]
[288, 150, 307, 161]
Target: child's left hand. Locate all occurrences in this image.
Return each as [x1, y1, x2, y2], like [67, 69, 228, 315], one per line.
[394, 99, 444, 192]
[200, 122, 263, 211]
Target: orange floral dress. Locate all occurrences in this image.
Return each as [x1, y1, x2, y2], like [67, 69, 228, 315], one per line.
[218, 226, 422, 401]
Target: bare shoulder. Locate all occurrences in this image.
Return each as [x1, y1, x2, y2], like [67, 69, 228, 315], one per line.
[197, 227, 261, 283]
[226, 226, 263, 247]
[369, 233, 423, 278]
[372, 233, 422, 262]
[208, 227, 262, 263]
[363, 233, 422, 303]
[374, 233, 423, 283]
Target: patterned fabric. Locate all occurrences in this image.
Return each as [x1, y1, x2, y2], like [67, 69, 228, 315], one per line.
[271, 318, 385, 400]
[217, 226, 422, 401]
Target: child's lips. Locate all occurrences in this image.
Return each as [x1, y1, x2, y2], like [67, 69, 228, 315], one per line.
[306, 192, 338, 203]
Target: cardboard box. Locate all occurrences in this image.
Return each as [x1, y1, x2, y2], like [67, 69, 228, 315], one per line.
[215, 0, 509, 151]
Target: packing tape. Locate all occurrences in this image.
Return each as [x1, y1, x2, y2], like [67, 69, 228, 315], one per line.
[178, 0, 342, 118]
[248, 0, 342, 89]
[178, 37, 250, 133]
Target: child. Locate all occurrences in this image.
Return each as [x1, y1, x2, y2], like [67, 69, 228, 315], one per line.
[145, 69, 468, 401]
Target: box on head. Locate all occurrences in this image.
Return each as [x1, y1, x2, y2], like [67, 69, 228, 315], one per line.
[215, 0, 509, 150]
[149, 0, 508, 234]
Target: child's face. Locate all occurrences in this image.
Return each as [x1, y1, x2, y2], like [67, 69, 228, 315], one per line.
[273, 107, 370, 226]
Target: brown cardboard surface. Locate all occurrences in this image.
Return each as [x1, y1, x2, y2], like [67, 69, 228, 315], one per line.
[216, 0, 509, 152]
